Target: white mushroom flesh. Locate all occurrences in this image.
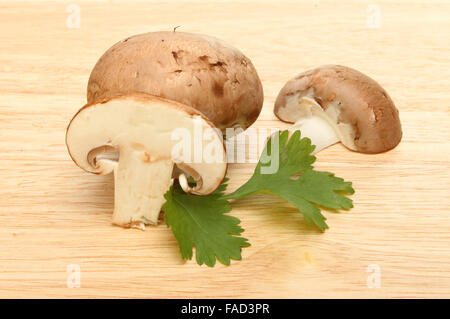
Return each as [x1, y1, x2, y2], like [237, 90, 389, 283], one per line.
[66, 96, 226, 228]
[112, 146, 174, 228]
[278, 94, 356, 153]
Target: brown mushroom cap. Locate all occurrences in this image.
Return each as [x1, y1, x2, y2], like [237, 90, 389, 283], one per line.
[274, 65, 402, 153]
[87, 31, 264, 132]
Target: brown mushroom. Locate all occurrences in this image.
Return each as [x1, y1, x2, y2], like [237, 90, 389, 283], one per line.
[274, 65, 402, 153]
[66, 93, 227, 229]
[87, 31, 264, 133]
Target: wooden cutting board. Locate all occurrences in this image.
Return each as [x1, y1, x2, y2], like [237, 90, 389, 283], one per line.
[0, 1, 449, 298]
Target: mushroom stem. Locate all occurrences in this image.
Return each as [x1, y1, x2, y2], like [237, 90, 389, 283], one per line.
[290, 97, 340, 153]
[112, 146, 174, 229]
[292, 116, 339, 153]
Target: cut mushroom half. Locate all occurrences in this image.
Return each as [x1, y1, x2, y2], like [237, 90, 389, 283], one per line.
[66, 93, 227, 229]
[274, 65, 402, 154]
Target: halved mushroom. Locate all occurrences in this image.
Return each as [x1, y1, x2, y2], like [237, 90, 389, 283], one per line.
[87, 31, 264, 133]
[274, 65, 402, 153]
[66, 93, 227, 229]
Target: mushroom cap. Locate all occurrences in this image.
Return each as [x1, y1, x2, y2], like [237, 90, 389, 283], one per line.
[87, 31, 264, 132]
[274, 65, 402, 153]
[66, 93, 227, 195]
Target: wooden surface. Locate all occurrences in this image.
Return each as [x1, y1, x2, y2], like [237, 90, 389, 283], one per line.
[0, 0, 449, 298]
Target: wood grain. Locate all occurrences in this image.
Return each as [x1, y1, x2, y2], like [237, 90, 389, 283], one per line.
[0, 0, 449, 298]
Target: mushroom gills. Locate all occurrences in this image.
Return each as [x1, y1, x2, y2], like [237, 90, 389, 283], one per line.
[289, 97, 340, 153]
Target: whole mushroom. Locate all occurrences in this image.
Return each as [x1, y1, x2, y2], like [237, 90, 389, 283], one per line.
[87, 31, 264, 133]
[66, 93, 227, 229]
[66, 31, 265, 229]
[274, 65, 402, 153]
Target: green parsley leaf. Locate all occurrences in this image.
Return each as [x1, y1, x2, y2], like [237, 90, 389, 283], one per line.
[162, 178, 250, 267]
[223, 130, 355, 230]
